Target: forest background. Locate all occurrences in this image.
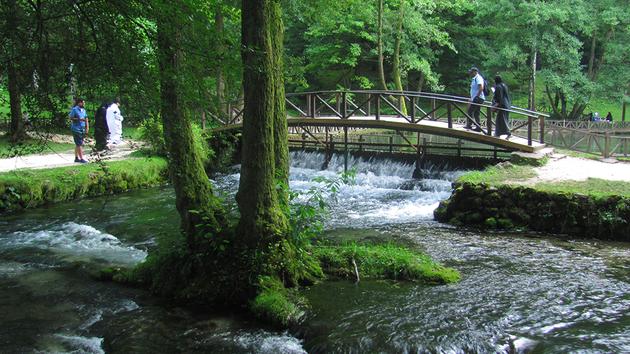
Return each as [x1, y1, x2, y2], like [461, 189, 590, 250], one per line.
[1, 0, 629, 142]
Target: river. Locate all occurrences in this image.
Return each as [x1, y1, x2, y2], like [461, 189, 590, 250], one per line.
[0, 151, 628, 353]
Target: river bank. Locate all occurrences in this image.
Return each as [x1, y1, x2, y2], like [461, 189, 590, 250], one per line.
[0, 157, 168, 214]
[435, 152, 630, 240]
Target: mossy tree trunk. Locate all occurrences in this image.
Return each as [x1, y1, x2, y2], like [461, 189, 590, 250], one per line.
[156, 1, 223, 250]
[237, 0, 289, 248]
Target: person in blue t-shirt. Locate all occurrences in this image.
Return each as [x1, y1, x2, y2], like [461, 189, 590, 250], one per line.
[69, 98, 89, 163]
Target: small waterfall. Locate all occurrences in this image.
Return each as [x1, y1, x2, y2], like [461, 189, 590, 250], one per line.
[287, 150, 463, 227]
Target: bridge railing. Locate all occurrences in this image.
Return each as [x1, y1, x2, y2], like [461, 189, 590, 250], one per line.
[220, 90, 549, 146]
[544, 125, 630, 158]
[284, 90, 548, 146]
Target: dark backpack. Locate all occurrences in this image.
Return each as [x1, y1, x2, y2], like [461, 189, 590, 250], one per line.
[482, 78, 491, 97]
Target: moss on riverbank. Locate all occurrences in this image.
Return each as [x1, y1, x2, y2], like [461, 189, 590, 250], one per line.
[0, 157, 169, 213]
[435, 163, 630, 240]
[313, 243, 460, 284]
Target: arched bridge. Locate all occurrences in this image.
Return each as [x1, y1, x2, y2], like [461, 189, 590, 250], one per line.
[213, 90, 548, 154]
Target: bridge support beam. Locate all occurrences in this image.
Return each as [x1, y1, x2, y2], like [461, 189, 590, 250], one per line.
[412, 137, 426, 179]
[343, 126, 349, 172]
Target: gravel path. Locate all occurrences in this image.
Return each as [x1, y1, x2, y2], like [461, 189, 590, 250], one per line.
[528, 154, 630, 183]
[0, 140, 139, 173]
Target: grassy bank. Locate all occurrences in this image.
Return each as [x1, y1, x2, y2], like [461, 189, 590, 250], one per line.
[0, 157, 169, 213]
[436, 162, 630, 240]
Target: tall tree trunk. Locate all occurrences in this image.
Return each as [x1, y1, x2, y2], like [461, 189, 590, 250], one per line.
[7, 62, 24, 143]
[392, 0, 406, 115]
[377, 0, 387, 91]
[587, 36, 596, 80]
[157, 2, 223, 249]
[215, 4, 226, 117]
[528, 49, 537, 111]
[5, 0, 25, 142]
[416, 71, 425, 92]
[237, 0, 288, 246]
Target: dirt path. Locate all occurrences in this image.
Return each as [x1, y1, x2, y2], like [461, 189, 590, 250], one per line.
[0, 140, 141, 173]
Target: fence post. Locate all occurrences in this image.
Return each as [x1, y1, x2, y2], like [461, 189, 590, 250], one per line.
[447, 103, 453, 129]
[342, 91, 347, 119]
[375, 94, 381, 121]
[367, 94, 371, 116]
[486, 107, 492, 136]
[431, 98, 436, 120]
[410, 96, 416, 123]
[310, 94, 316, 118]
[307, 94, 312, 117]
[539, 115, 545, 144]
[527, 116, 533, 146]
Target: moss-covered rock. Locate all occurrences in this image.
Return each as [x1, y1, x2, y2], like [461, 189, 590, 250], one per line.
[435, 181, 630, 241]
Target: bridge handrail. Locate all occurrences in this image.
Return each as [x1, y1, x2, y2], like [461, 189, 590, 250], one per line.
[285, 90, 549, 118]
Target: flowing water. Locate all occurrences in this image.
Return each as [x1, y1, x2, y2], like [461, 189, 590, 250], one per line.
[1, 152, 629, 353]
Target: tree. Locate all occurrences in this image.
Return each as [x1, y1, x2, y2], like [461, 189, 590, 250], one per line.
[237, 0, 288, 247]
[156, 0, 224, 249]
[1, 0, 26, 142]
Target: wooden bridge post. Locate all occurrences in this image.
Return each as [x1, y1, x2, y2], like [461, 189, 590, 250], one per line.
[307, 94, 312, 117]
[447, 103, 453, 128]
[310, 94, 316, 118]
[527, 116, 533, 146]
[539, 115, 545, 144]
[344, 126, 349, 172]
[342, 91, 347, 119]
[410, 96, 416, 123]
[431, 98, 436, 120]
[604, 132, 610, 158]
[367, 94, 371, 116]
[457, 139, 462, 157]
[389, 136, 393, 153]
[486, 107, 492, 136]
[412, 138, 427, 179]
[375, 94, 381, 120]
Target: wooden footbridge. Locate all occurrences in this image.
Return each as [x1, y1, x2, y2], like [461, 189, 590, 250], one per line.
[213, 90, 548, 155]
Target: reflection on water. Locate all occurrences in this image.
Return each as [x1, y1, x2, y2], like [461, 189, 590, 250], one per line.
[0, 152, 629, 353]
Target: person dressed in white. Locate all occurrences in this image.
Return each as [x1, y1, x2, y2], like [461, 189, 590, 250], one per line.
[106, 98, 124, 145]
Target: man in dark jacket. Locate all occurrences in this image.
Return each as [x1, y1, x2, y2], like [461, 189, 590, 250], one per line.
[93, 101, 111, 152]
[492, 75, 511, 138]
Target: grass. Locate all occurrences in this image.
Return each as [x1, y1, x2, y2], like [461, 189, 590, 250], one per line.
[0, 157, 169, 212]
[457, 163, 537, 185]
[535, 178, 630, 198]
[313, 243, 460, 284]
[457, 161, 630, 198]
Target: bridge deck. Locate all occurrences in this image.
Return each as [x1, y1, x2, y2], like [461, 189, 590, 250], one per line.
[214, 115, 545, 153]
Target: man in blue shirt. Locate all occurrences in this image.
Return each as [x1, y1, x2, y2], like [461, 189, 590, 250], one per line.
[465, 67, 485, 132]
[69, 98, 89, 163]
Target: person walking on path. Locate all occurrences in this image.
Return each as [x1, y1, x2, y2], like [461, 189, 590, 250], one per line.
[93, 100, 111, 152]
[106, 97, 124, 145]
[492, 75, 511, 139]
[69, 98, 89, 163]
[465, 67, 485, 132]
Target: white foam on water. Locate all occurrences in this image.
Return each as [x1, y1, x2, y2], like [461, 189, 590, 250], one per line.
[234, 331, 306, 354]
[2, 222, 147, 265]
[52, 334, 105, 354]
